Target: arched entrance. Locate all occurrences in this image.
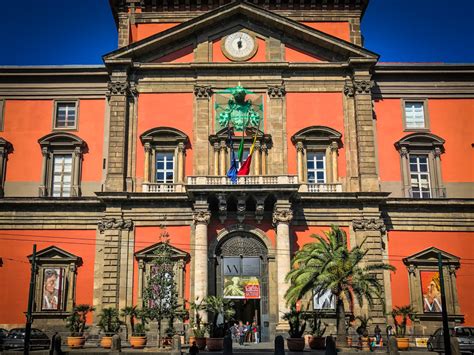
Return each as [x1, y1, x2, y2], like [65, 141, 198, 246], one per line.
[213, 231, 270, 342]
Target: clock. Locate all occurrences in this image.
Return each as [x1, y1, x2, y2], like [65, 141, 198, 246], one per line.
[222, 31, 258, 61]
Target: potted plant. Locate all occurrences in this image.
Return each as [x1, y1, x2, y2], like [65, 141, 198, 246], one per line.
[64, 304, 95, 348]
[356, 315, 372, 351]
[203, 296, 235, 351]
[121, 306, 148, 349]
[306, 311, 327, 350]
[283, 304, 306, 351]
[98, 307, 122, 349]
[391, 305, 415, 351]
[189, 298, 207, 350]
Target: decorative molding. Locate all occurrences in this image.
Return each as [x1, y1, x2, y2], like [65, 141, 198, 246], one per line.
[193, 210, 211, 225]
[218, 194, 227, 224]
[106, 81, 130, 98]
[353, 80, 373, 95]
[237, 194, 246, 223]
[255, 197, 265, 224]
[343, 81, 355, 97]
[194, 85, 213, 99]
[399, 146, 409, 158]
[352, 218, 386, 232]
[98, 218, 133, 233]
[407, 264, 416, 275]
[267, 85, 286, 98]
[272, 208, 293, 225]
[295, 141, 304, 153]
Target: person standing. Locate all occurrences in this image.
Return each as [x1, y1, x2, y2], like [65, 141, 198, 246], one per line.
[238, 321, 245, 345]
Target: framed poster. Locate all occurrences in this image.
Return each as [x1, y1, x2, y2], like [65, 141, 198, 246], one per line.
[42, 268, 64, 310]
[313, 288, 335, 310]
[223, 276, 260, 299]
[421, 271, 442, 312]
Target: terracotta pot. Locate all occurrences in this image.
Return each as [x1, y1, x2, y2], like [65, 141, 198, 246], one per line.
[67, 336, 85, 348]
[189, 336, 196, 344]
[396, 337, 410, 351]
[206, 337, 224, 351]
[287, 337, 305, 351]
[129, 335, 147, 349]
[100, 336, 113, 349]
[360, 336, 370, 351]
[195, 337, 207, 350]
[309, 336, 325, 350]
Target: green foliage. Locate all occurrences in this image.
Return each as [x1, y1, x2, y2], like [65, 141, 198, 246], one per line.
[283, 304, 306, 338]
[304, 311, 327, 337]
[189, 298, 207, 338]
[97, 307, 122, 335]
[391, 305, 415, 337]
[203, 296, 235, 338]
[356, 315, 372, 336]
[285, 225, 395, 343]
[121, 306, 148, 336]
[64, 304, 95, 336]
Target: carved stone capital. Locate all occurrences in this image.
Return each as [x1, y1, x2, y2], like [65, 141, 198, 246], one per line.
[106, 81, 130, 98]
[213, 142, 220, 152]
[272, 209, 293, 225]
[434, 147, 442, 158]
[129, 81, 139, 97]
[330, 141, 339, 152]
[295, 141, 304, 153]
[193, 210, 211, 225]
[144, 142, 152, 153]
[267, 85, 286, 98]
[407, 264, 416, 275]
[41, 147, 49, 157]
[177, 142, 186, 154]
[98, 218, 134, 233]
[343, 82, 355, 97]
[399, 146, 409, 158]
[352, 218, 386, 232]
[353, 80, 374, 95]
[194, 85, 213, 99]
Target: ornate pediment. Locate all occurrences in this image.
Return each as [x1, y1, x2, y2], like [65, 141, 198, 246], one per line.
[135, 242, 189, 262]
[28, 246, 82, 265]
[403, 247, 460, 267]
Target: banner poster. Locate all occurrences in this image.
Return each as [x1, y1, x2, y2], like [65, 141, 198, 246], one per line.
[42, 268, 64, 311]
[421, 271, 442, 312]
[313, 288, 336, 310]
[223, 276, 260, 299]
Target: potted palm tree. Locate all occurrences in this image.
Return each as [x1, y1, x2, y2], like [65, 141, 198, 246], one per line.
[283, 304, 306, 351]
[98, 307, 122, 349]
[391, 305, 415, 351]
[356, 315, 372, 351]
[203, 296, 235, 351]
[64, 304, 95, 348]
[285, 225, 396, 346]
[189, 298, 207, 350]
[121, 306, 148, 349]
[306, 311, 327, 350]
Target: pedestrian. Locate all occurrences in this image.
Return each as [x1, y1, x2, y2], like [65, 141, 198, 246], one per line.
[252, 322, 258, 344]
[189, 341, 199, 355]
[238, 321, 245, 345]
[374, 325, 382, 346]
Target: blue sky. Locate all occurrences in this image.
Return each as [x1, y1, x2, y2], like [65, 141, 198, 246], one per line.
[0, 0, 473, 65]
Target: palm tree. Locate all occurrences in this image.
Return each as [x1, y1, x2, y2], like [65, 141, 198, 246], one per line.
[121, 306, 138, 340]
[285, 225, 395, 345]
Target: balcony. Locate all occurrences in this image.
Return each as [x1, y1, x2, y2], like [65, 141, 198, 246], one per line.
[187, 175, 298, 185]
[142, 183, 186, 193]
[299, 183, 343, 193]
[407, 187, 447, 199]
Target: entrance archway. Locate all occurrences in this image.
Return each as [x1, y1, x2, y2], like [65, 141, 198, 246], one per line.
[213, 231, 270, 342]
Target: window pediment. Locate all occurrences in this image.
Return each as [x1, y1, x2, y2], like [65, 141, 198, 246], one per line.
[140, 127, 189, 148]
[135, 242, 189, 262]
[403, 247, 460, 268]
[28, 245, 82, 266]
[291, 125, 342, 148]
[38, 132, 86, 151]
[395, 133, 445, 152]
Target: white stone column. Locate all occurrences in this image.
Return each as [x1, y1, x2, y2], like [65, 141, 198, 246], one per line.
[261, 143, 268, 176]
[193, 209, 211, 322]
[72, 146, 81, 197]
[39, 147, 49, 196]
[331, 141, 339, 183]
[273, 205, 293, 329]
[143, 143, 151, 183]
[219, 140, 227, 176]
[433, 147, 445, 197]
[253, 141, 261, 176]
[213, 142, 220, 176]
[296, 142, 304, 183]
[177, 142, 185, 183]
[400, 147, 411, 197]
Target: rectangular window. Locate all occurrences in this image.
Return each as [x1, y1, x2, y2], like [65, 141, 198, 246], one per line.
[155, 152, 174, 183]
[409, 154, 431, 198]
[52, 154, 72, 197]
[307, 152, 326, 183]
[404, 102, 426, 129]
[54, 102, 77, 129]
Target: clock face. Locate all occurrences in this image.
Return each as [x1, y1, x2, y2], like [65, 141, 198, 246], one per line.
[223, 32, 257, 61]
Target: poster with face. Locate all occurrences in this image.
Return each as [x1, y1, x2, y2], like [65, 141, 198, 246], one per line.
[223, 276, 260, 299]
[313, 288, 336, 310]
[42, 268, 64, 310]
[421, 271, 442, 313]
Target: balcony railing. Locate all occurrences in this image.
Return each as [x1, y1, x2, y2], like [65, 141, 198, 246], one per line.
[299, 183, 343, 193]
[407, 187, 447, 199]
[187, 175, 299, 185]
[142, 183, 186, 193]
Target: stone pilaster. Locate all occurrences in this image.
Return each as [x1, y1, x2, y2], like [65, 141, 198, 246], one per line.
[273, 203, 293, 330]
[352, 217, 387, 327]
[296, 141, 304, 183]
[117, 13, 130, 48]
[193, 85, 212, 175]
[343, 80, 360, 192]
[193, 207, 211, 321]
[267, 85, 286, 175]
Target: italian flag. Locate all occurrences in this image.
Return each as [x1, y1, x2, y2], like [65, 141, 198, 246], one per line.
[237, 132, 258, 176]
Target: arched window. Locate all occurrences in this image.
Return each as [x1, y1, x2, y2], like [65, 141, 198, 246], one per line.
[140, 127, 189, 192]
[291, 126, 342, 191]
[38, 132, 87, 197]
[395, 133, 445, 198]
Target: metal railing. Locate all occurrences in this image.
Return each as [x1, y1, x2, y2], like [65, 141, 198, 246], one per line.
[186, 175, 299, 185]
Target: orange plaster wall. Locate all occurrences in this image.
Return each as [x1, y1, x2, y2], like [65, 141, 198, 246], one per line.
[136, 93, 194, 182]
[293, 226, 351, 251]
[213, 37, 266, 62]
[285, 45, 324, 62]
[133, 226, 191, 305]
[132, 23, 180, 42]
[2, 99, 105, 183]
[286, 93, 346, 177]
[301, 22, 351, 42]
[374, 99, 474, 183]
[388, 231, 474, 325]
[0, 230, 96, 325]
[153, 45, 194, 63]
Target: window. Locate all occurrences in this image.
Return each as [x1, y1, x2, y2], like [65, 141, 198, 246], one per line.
[140, 127, 189, 191]
[28, 246, 82, 315]
[38, 132, 87, 197]
[307, 152, 326, 183]
[54, 101, 78, 129]
[403, 100, 429, 130]
[395, 133, 446, 198]
[409, 155, 431, 198]
[291, 126, 342, 190]
[0, 137, 12, 197]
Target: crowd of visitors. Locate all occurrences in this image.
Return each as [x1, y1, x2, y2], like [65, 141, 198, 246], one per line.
[230, 321, 260, 345]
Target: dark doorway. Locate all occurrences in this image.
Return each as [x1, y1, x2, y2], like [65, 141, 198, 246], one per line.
[231, 299, 260, 325]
